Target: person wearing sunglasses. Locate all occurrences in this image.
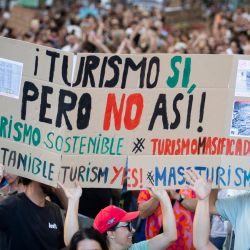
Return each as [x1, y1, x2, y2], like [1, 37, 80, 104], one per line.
[62, 182, 177, 250]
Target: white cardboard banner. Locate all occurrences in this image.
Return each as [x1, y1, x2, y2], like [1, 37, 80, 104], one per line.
[0, 36, 249, 188]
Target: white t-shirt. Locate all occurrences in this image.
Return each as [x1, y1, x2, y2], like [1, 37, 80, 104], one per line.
[216, 192, 250, 250]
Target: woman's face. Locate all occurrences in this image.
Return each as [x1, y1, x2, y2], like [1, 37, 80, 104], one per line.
[112, 222, 135, 249]
[77, 239, 102, 250]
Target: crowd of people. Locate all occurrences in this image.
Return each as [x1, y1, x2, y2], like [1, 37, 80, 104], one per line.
[0, 1, 249, 55]
[0, 1, 250, 250]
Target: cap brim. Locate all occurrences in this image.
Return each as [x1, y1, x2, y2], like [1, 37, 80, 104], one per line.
[120, 211, 140, 222]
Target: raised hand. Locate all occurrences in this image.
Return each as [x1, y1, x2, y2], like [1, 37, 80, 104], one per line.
[185, 169, 212, 200]
[169, 190, 180, 200]
[149, 187, 168, 200]
[58, 181, 82, 201]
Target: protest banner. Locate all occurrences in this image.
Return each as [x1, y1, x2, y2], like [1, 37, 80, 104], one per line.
[0, 36, 249, 188]
[6, 6, 38, 36]
[59, 155, 126, 188]
[0, 138, 60, 187]
[127, 155, 250, 189]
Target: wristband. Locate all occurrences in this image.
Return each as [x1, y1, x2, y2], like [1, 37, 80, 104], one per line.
[178, 194, 185, 204]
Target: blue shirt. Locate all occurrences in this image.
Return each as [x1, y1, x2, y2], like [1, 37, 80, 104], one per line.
[129, 240, 149, 250]
[216, 193, 250, 250]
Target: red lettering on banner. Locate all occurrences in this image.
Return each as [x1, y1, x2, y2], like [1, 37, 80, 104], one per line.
[244, 140, 250, 155]
[103, 93, 143, 131]
[123, 94, 143, 130]
[110, 166, 125, 185]
[235, 139, 242, 155]
[127, 168, 131, 188]
[151, 138, 158, 155]
[103, 93, 125, 130]
[226, 139, 234, 155]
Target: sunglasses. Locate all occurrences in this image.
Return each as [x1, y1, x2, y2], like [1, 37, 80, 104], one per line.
[114, 221, 133, 232]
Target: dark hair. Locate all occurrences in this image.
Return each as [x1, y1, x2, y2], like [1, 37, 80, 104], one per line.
[69, 228, 108, 250]
[18, 177, 32, 186]
[107, 222, 119, 232]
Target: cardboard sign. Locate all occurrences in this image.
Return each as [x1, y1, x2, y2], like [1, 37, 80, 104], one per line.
[6, 6, 37, 36]
[127, 155, 250, 189]
[0, 138, 60, 187]
[59, 155, 126, 188]
[0, 36, 249, 188]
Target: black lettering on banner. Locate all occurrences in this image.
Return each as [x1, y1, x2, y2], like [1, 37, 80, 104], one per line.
[148, 94, 168, 131]
[104, 56, 122, 88]
[61, 166, 70, 183]
[99, 56, 108, 87]
[82, 56, 100, 87]
[39, 86, 53, 124]
[91, 167, 98, 182]
[34, 48, 39, 76]
[8, 150, 16, 166]
[46, 50, 60, 83]
[70, 167, 77, 182]
[197, 92, 206, 133]
[56, 89, 77, 130]
[146, 56, 160, 88]
[170, 93, 183, 129]
[186, 95, 193, 129]
[62, 55, 85, 87]
[17, 153, 27, 169]
[77, 93, 92, 129]
[121, 57, 147, 89]
[1, 147, 9, 165]
[21, 81, 39, 120]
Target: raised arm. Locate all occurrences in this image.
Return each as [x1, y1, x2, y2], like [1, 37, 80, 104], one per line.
[148, 188, 177, 250]
[116, 39, 127, 54]
[138, 194, 159, 218]
[170, 190, 197, 212]
[58, 182, 82, 246]
[88, 32, 111, 53]
[185, 170, 218, 250]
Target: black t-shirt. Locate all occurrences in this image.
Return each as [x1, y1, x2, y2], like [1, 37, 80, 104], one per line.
[0, 193, 64, 250]
[79, 188, 112, 218]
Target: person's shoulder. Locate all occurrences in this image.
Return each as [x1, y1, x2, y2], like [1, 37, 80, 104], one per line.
[46, 200, 61, 211]
[0, 192, 24, 210]
[225, 191, 250, 202]
[216, 191, 250, 211]
[1, 192, 23, 203]
[45, 200, 63, 219]
[236, 192, 250, 203]
[129, 240, 149, 250]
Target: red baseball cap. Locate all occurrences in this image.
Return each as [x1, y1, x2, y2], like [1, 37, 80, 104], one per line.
[93, 205, 140, 234]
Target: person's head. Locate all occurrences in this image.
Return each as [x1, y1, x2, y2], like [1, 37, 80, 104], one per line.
[18, 177, 32, 186]
[70, 228, 108, 250]
[93, 205, 140, 249]
[18, 178, 53, 196]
